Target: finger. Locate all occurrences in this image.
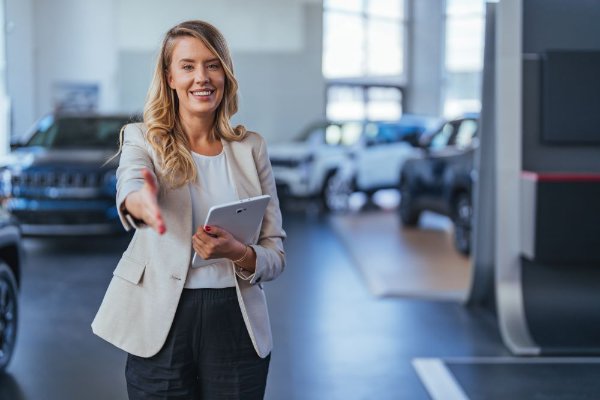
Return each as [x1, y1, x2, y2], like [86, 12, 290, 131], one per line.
[192, 236, 203, 252]
[193, 236, 212, 259]
[155, 214, 166, 235]
[145, 208, 166, 235]
[194, 230, 210, 244]
[142, 168, 158, 195]
[140, 185, 165, 234]
[204, 225, 224, 238]
[197, 227, 217, 240]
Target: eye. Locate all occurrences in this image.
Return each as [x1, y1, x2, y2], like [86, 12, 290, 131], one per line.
[207, 63, 220, 71]
[182, 64, 194, 71]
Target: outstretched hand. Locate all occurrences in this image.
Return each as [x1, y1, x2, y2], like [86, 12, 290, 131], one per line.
[124, 168, 166, 234]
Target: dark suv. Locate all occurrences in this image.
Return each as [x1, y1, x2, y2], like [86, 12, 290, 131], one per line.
[0, 209, 22, 371]
[0, 113, 134, 235]
[398, 114, 479, 255]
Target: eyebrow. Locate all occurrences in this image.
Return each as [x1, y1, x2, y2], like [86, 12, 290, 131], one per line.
[177, 58, 220, 64]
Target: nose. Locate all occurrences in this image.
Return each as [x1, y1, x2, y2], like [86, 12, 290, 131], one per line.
[195, 70, 209, 84]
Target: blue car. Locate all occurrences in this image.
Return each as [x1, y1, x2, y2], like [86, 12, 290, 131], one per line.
[0, 113, 135, 235]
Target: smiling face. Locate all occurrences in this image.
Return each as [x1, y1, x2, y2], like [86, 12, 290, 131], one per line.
[167, 36, 226, 121]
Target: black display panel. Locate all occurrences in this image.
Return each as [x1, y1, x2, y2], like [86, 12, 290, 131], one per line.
[542, 51, 600, 144]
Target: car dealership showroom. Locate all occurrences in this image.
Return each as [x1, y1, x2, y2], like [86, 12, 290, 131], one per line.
[0, 0, 599, 399]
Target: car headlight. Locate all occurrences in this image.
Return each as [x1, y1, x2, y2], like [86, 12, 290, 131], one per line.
[102, 169, 117, 195]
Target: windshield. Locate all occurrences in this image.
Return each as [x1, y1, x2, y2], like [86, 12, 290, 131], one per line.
[25, 116, 128, 149]
[295, 122, 363, 146]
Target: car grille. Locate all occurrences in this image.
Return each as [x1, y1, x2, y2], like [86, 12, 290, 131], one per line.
[9, 170, 110, 199]
[12, 171, 102, 187]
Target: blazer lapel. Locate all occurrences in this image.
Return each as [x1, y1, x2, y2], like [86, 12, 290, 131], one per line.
[222, 139, 261, 200]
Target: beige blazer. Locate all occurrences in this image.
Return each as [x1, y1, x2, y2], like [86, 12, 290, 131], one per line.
[91, 123, 286, 358]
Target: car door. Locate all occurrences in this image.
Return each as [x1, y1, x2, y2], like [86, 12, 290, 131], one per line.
[355, 123, 389, 190]
[355, 122, 417, 191]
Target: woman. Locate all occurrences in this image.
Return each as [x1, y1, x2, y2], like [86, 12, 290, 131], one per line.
[92, 20, 286, 399]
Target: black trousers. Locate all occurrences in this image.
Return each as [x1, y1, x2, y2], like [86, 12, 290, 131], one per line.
[125, 288, 270, 400]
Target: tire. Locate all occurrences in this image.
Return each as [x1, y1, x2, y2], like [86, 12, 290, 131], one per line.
[453, 192, 473, 256]
[0, 261, 18, 372]
[321, 171, 353, 212]
[398, 180, 421, 226]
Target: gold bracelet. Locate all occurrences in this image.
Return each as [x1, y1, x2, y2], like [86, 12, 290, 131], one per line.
[233, 245, 250, 264]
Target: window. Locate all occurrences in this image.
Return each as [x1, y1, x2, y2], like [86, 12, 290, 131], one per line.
[366, 87, 402, 120]
[340, 122, 363, 145]
[298, 122, 363, 147]
[323, 0, 406, 122]
[454, 119, 478, 148]
[326, 85, 402, 121]
[326, 86, 366, 121]
[430, 122, 456, 150]
[443, 0, 485, 118]
[27, 117, 129, 149]
[323, 0, 406, 80]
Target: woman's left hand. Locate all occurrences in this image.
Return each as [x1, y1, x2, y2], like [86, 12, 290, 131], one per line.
[192, 225, 246, 261]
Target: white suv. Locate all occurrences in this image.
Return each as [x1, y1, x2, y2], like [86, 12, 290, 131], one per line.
[269, 116, 439, 210]
[268, 121, 360, 209]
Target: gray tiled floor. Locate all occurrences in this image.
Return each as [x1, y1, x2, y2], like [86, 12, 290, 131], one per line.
[2, 210, 507, 400]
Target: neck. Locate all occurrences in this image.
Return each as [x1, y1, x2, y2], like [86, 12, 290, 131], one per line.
[178, 109, 216, 144]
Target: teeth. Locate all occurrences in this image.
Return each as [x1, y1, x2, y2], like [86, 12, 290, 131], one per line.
[192, 91, 212, 96]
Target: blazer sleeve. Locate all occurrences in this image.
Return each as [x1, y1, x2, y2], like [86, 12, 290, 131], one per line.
[238, 135, 287, 285]
[115, 124, 159, 231]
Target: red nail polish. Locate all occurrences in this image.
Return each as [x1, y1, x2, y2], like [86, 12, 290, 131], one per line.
[205, 226, 212, 232]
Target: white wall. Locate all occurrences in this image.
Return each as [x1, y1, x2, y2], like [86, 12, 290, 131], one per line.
[5, 0, 325, 143]
[117, 0, 305, 53]
[33, 0, 119, 114]
[0, 0, 9, 153]
[232, 3, 325, 142]
[5, 0, 36, 138]
[6, 0, 119, 136]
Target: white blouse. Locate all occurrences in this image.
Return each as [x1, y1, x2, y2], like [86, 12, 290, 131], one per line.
[184, 149, 238, 289]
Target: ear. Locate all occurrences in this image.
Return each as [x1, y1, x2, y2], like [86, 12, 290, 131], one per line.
[166, 69, 175, 89]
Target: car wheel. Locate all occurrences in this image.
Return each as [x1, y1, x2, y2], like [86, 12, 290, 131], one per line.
[0, 261, 18, 372]
[453, 192, 472, 256]
[398, 180, 421, 226]
[322, 172, 353, 212]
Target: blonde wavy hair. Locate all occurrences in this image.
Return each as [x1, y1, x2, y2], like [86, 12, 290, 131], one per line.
[123, 20, 247, 188]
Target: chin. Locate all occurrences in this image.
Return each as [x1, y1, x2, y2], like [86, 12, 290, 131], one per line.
[183, 104, 217, 116]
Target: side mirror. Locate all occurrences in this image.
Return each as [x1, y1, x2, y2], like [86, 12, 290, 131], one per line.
[417, 138, 431, 150]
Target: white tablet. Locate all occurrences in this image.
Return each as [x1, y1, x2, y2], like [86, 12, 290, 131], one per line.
[192, 195, 271, 267]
